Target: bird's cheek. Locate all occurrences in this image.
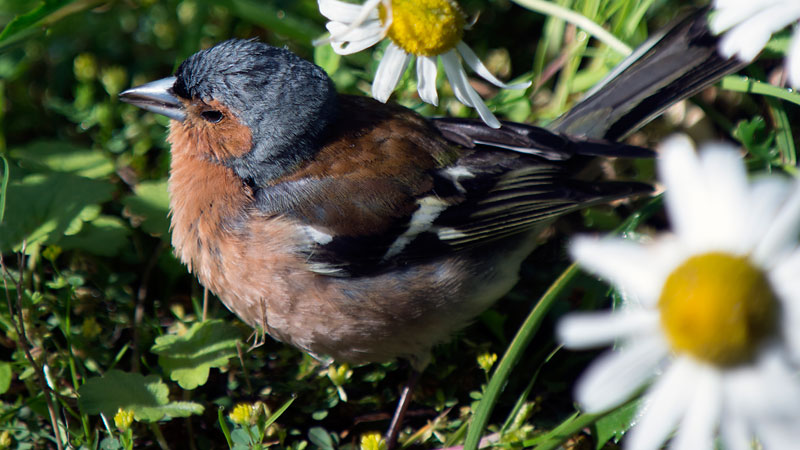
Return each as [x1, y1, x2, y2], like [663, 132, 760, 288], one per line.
[167, 118, 253, 161]
[211, 119, 253, 160]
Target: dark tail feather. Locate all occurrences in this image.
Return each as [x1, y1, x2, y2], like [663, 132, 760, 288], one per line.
[431, 117, 654, 160]
[565, 138, 655, 158]
[549, 8, 746, 140]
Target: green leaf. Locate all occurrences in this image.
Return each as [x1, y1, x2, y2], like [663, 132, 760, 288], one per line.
[314, 44, 341, 76]
[151, 320, 241, 390]
[0, 0, 87, 46]
[78, 370, 204, 421]
[733, 116, 776, 161]
[308, 427, 336, 450]
[0, 362, 12, 395]
[59, 215, 130, 256]
[122, 179, 170, 237]
[0, 172, 115, 253]
[232, 428, 252, 446]
[593, 400, 639, 449]
[10, 140, 115, 179]
[99, 437, 123, 450]
[151, 401, 206, 418]
[226, 0, 323, 46]
[218, 406, 234, 449]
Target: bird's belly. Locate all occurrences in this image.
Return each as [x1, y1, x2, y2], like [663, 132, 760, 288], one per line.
[179, 214, 541, 368]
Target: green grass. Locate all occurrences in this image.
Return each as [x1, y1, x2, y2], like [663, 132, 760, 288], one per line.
[0, 1, 797, 449]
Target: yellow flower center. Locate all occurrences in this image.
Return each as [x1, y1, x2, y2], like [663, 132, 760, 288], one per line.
[659, 252, 777, 367]
[379, 0, 465, 57]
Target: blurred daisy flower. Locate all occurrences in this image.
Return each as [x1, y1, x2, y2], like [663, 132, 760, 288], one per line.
[316, 0, 531, 128]
[710, 0, 800, 87]
[558, 135, 800, 449]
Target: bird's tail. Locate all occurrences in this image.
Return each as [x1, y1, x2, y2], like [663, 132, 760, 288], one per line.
[549, 8, 746, 141]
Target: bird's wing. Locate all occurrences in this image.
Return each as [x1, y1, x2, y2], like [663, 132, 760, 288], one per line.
[253, 96, 650, 277]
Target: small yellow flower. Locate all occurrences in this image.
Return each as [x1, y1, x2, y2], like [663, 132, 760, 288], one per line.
[476, 352, 497, 373]
[114, 408, 135, 432]
[326, 363, 353, 402]
[82, 317, 102, 339]
[360, 432, 387, 450]
[326, 363, 352, 387]
[228, 403, 258, 425]
[0, 430, 12, 449]
[42, 245, 62, 262]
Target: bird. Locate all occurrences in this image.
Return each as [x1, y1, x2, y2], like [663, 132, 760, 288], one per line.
[119, 8, 742, 447]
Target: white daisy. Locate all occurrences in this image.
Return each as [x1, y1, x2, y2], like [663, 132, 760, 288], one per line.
[710, 0, 800, 88]
[316, 0, 531, 128]
[558, 135, 800, 449]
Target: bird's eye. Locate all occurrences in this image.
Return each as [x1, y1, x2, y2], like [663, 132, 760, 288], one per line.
[201, 110, 224, 123]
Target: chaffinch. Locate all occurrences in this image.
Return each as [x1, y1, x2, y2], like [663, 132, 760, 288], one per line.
[119, 8, 741, 446]
[120, 38, 652, 368]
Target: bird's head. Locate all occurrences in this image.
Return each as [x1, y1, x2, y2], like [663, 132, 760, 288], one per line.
[120, 39, 338, 185]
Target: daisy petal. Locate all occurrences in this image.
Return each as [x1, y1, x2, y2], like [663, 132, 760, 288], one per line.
[441, 50, 501, 128]
[558, 310, 659, 349]
[709, 2, 768, 34]
[416, 56, 439, 106]
[575, 337, 667, 412]
[755, 418, 800, 449]
[371, 43, 410, 102]
[723, 348, 800, 418]
[697, 144, 750, 251]
[719, 414, 752, 450]
[315, 0, 384, 47]
[626, 357, 696, 450]
[330, 34, 384, 55]
[670, 366, 721, 450]
[325, 20, 383, 41]
[456, 42, 531, 90]
[771, 249, 800, 356]
[743, 177, 792, 262]
[317, 0, 379, 22]
[570, 237, 678, 304]
[718, 24, 773, 61]
[754, 180, 800, 265]
[659, 135, 715, 249]
[325, 21, 384, 54]
[717, 5, 800, 62]
[789, 30, 800, 88]
[441, 50, 473, 106]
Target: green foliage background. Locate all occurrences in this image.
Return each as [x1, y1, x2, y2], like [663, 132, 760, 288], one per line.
[0, 0, 797, 449]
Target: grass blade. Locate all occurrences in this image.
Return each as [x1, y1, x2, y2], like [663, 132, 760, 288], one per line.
[464, 263, 580, 450]
[0, 155, 8, 224]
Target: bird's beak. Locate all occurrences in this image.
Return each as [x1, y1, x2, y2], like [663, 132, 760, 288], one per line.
[119, 76, 186, 122]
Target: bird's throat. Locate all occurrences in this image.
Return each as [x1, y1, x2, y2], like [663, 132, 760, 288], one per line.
[167, 124, 253, 276]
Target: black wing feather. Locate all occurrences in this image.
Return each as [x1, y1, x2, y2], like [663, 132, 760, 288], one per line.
[256, 119, 652, 277]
